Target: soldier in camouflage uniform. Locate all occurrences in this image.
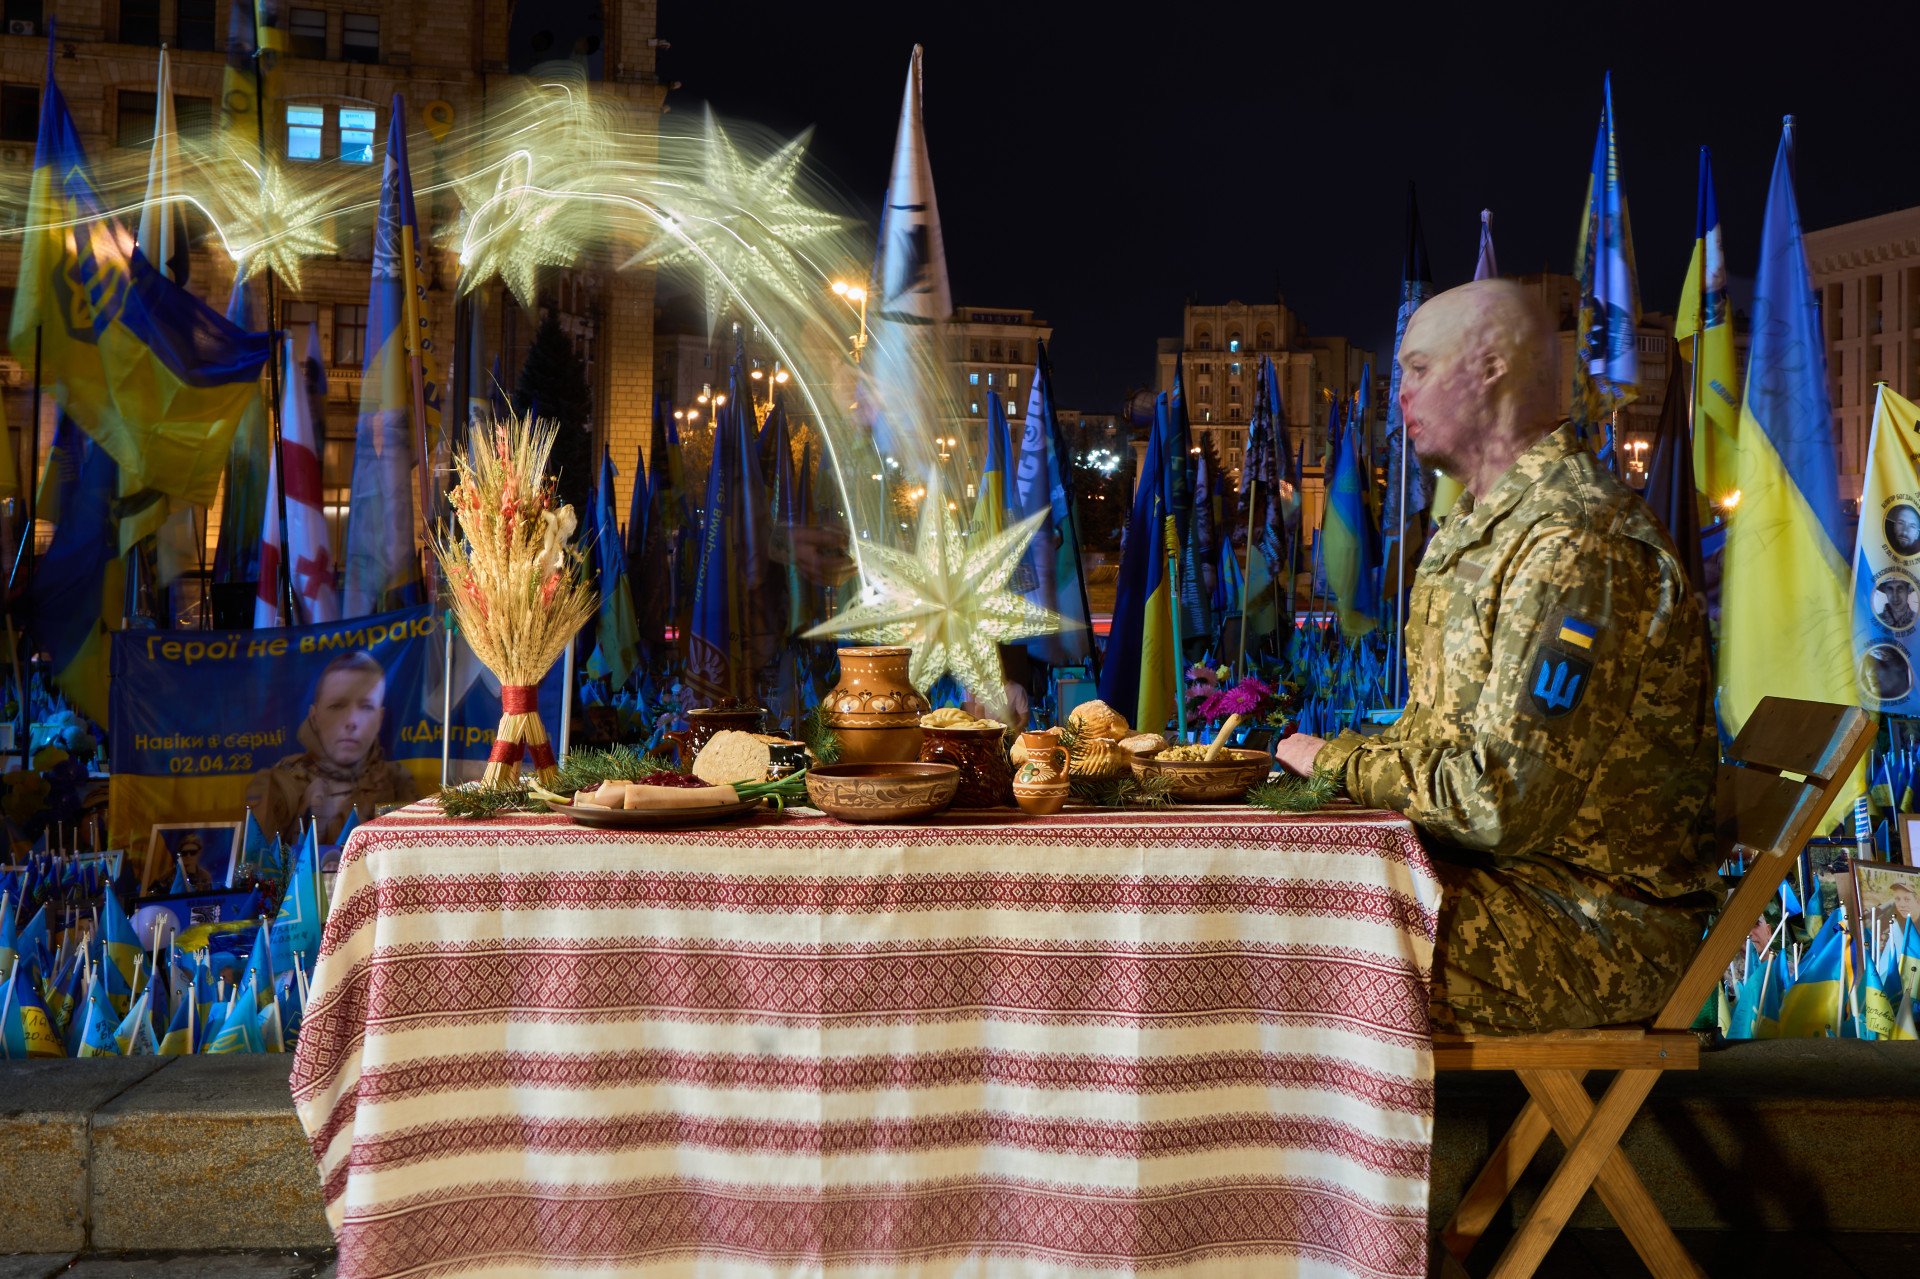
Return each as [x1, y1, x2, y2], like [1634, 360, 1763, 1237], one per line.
[1276, 280, 1719, 1034]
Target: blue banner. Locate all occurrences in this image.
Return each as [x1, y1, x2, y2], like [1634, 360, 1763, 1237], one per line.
[108, 606, 563, 879]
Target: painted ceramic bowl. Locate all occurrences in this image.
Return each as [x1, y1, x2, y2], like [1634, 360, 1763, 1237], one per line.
[1129, 748, 1273, 803]
[805, 762, 960, 823]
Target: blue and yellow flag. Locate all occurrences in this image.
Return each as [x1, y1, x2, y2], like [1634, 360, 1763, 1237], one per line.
[1675, 147, 1740, 506]
[343, 97, 429, 617]
[1570, 73, 1641, 446]
[1852, 387, 1920, 716]
[221, 0, 285, 147]
[1167, 356, 1210, 653]
[213, 278, 272, 584]
[7, 42, 273, 506]
[1011, 346, 1093, 669]
[1777, 919, 1846, 1038]
[1719, 121, 1857, 799]
[585, 449, 640, 690]
[75, 974, 122, 1057]
[971, 390, 1015, 551]
[203, 983, 263, 1054]
[102, 886, 143, 993]
[112, 985, 159, 1056]
[1322, 410, 1382, 639]
[157, 985, 194, 1056]
[3, 963, 64, 1058]
[1099, 394, 1179, 732]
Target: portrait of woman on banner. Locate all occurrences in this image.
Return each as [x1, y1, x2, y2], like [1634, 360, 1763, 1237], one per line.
[245, 650, 418, 845]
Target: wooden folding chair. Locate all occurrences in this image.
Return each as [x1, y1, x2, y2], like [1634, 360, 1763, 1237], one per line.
[1431, 696, 1873, 1279]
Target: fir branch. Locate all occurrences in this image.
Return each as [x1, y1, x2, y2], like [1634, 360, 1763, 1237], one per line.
[1070, 770, 1174, 810]
[438, 782, 539, 820]
[554, 745, 667, 795]
[799, 702, 841, 766]
[1244, 772, 1339, 814]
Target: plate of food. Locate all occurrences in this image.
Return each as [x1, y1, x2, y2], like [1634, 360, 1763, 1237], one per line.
[546, 729, 811, 829]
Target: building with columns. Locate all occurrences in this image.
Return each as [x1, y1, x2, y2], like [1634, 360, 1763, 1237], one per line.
[0, 0, 666, 617]
[1806, 205, 1920, 503]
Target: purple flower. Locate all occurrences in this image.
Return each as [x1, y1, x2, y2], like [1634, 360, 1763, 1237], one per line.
[1199, 677, 1276, 722]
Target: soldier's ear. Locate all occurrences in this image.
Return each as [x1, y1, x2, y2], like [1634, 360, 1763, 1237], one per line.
[1480, 350, 1509, 388]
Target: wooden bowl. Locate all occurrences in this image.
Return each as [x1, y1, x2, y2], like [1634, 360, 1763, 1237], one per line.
[805, 762, 960, 823]
[1130, 748, 1273, 803]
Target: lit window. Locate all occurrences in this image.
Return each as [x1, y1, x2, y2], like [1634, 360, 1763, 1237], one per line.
[286, 104, 324, 160]
[1008, 372, 1019, 388]
[986, 372, 995, 385]
[338, 106, 375, 163]
[968, 372, 979, 385]
[970, 402, 981, 416]
[342, 12, 380, 64]
[1230, 362, 1241, 377]
[1228, 335, 1242, 353]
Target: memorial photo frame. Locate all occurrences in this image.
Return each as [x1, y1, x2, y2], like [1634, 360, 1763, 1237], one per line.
[1855, 859, 1920, 931]
[145, 821, 244, 893]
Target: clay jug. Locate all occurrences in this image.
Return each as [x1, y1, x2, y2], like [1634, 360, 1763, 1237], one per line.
[822, 647, 929, 764]
[920, 725, 1015, 808]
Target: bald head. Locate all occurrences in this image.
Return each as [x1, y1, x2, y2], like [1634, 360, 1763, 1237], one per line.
[1397, 279, 1561, 497]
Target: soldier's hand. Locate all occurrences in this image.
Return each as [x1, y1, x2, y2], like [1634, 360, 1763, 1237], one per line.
[1274, 732, 1326, 779]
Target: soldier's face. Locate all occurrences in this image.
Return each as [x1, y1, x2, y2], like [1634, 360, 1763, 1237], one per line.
[1398, 303, 1494, 479]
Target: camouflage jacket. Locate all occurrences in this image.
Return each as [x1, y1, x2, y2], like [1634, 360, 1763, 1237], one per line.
[1318, 424, 1719, 902]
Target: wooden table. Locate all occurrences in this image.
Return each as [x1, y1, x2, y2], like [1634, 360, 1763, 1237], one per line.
[292, 800, 1438, 1278]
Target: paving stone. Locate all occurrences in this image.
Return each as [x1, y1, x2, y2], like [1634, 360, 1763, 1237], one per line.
[0, 1060, 169, 1253]
[88, 1058, 330, 1252]
[0, 1256, 79, 1279]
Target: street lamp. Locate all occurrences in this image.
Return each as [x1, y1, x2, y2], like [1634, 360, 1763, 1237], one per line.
[831, 280, 870, 363]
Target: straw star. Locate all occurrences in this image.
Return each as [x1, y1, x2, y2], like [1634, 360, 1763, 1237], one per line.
[628, 110, 852, 327]
[805, 493, 1075, 722]
[223, 160, 337, 292]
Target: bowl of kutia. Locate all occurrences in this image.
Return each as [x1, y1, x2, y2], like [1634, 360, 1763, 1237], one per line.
[1129, 745, 1273, 803]
[805, 762, 961, 823]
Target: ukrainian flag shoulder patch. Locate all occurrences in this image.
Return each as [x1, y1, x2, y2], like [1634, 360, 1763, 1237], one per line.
[1556, 616, 1599, 650]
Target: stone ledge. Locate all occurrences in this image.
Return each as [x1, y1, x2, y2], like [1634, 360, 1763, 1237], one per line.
[90, 1058, 331, 1252]
[1448, 1040, 1920, 1232]
[0, 1060, 168, 1254]
[4, 1040, 1917, 1256]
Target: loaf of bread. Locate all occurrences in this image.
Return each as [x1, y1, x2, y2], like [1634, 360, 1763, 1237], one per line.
[693, 730, 772, 785]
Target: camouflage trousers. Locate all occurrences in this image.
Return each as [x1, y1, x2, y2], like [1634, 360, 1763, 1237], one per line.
[1428, 852, 1710, 1035]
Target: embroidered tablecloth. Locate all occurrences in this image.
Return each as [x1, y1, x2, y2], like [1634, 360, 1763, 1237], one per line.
[291, 801, 1438, 1278]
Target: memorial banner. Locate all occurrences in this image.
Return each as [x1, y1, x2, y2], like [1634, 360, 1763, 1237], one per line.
[1855, 386, 1920, 715]
[108, 606, 563, 877]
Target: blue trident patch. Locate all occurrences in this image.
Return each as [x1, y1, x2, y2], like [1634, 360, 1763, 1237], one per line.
[1527, 646, 1592, 719]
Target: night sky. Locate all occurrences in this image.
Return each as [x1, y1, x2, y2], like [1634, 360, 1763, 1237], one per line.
[656, 2, 1920, 412]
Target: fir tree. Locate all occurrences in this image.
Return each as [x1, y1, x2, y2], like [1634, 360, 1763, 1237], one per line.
[514, 312, 595, 516]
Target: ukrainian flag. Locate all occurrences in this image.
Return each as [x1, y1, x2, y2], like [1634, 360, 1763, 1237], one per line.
[157, 989, 194, 1056]
[1777, 918, 1846, 1037]
[1571, 73, 1641, 441]
[1853, 387, 1920, 716]
[1322, 409, 1381, 639]
[101, 884, 143, 993]
[970, 390, 1015, 552]
[343, 96, 431, 617]
[1675, 147, 1740, 506]
[1719, 121, 1858, 815]
[3, 964, 65, 1058]
[7, 42, 273, 507]
[1557, 618, 1598, 651]
[1098, 393, 1179, 732]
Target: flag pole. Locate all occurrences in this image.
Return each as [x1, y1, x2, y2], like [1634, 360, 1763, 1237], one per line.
[250, 16, 295, 624]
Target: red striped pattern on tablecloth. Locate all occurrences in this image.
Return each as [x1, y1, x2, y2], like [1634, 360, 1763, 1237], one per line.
[337, 1175, 1427, 1279]
[295, 805, 1438, 1278]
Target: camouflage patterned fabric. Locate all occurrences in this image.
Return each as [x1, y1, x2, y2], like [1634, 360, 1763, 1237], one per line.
[1316, 424, 1718, 1033]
